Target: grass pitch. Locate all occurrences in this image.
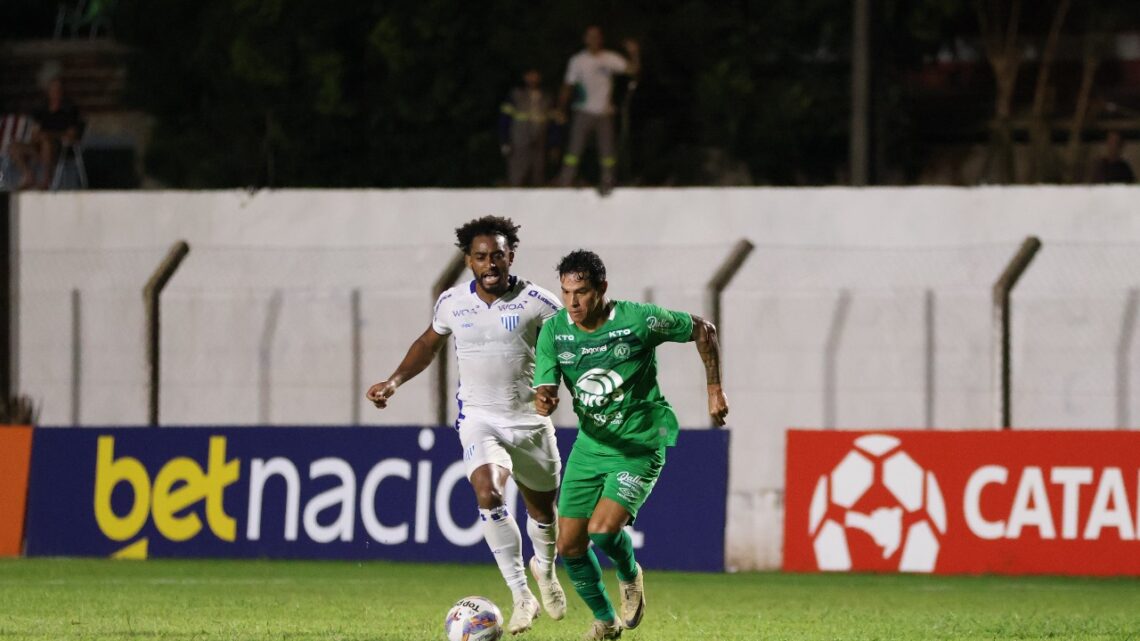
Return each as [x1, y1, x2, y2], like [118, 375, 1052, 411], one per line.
[1, 558, 1137, 640]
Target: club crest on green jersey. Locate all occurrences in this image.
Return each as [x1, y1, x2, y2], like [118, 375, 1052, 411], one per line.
[574, 368, 625, 408]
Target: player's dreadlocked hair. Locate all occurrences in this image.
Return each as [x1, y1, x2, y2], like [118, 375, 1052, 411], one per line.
[556, 249, 607, 288]
[454, 216, 521, 254]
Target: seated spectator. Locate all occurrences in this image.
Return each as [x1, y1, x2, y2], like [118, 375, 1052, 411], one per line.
[1090, 130, 1135, 184]
[11, 78, 83, 190]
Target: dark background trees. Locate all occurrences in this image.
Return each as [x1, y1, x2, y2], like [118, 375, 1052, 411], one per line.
[11, 0, 1140, 188]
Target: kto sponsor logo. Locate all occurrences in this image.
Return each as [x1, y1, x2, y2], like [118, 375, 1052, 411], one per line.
[608, 328, 631, 338]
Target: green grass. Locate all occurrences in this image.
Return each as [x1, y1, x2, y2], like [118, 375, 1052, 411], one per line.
[0, 559, 1137, 640]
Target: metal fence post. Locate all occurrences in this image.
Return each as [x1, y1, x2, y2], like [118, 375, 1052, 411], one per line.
[992, 236, 1042, 430]
[433, 252, 466, 426]
[1117, 288, 1138, 429]
[71, 288, 82, 425]
[704, 239, 754, 427]
[144, 240, 190, 427]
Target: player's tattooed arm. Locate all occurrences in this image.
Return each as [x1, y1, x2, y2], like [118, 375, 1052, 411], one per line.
[691, 315, 722, 385]
[366, 325, 446, 409]
[691, 315, 729, 426]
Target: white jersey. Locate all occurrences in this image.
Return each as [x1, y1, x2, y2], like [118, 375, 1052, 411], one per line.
[432, 276, 562, 427]
[564, 49, 629, 115]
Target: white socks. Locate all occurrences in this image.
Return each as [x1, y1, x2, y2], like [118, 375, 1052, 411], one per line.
[527, 515, 558, 576]
[480, 505, 529, 597]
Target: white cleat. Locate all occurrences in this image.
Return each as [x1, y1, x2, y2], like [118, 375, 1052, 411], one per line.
[528, 556, 567, 620]
[618, 563, 645, 629]
[507, 592, 540, 635]
[582, 617, 622, 640]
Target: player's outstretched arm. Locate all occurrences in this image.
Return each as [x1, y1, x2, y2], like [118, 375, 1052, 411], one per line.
[366, 325, 446, 409]
[691, 315, 729, 426]
[534, 385, 560, 417]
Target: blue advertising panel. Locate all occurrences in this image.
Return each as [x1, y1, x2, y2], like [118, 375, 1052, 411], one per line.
[24, 427, 728, 571]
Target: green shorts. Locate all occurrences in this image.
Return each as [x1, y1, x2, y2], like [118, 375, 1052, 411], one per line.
[557, 444, 666, 521]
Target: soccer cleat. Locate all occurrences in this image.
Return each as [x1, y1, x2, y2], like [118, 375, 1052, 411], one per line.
[528, 556, 567, 620]
[618, 562, 645, 629]
[582, 618, 622, 640]
[507, 592, 540, 635]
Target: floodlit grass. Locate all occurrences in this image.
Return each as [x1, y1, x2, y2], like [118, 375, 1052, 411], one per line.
[0, 558, 1137, 640]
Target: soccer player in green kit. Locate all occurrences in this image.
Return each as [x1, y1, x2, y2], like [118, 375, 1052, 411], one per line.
[533, 249, 729, 640]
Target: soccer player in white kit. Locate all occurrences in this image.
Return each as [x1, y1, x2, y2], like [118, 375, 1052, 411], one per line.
[366, 216, 567, 635]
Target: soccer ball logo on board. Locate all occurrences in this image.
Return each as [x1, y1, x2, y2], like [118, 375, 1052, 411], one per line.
[809, 434, 947, 572]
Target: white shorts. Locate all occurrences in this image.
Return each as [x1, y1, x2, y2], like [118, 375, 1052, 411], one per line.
[457, 411, 561, 492]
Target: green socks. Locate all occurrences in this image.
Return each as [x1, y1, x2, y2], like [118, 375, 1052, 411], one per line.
[589, 530, 638, 582]
[562, 549, 616, 621]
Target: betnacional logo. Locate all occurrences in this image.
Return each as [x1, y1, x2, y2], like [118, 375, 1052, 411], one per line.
[25, 427, 728, 569]
[808, 434, 947, 573]
[95, 436, 239, 556]
[89, 430, 499, 558]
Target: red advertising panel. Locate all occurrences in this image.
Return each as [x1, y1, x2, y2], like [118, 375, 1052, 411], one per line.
[784, 430, 1140, 576]
[0, 426, 34, 557]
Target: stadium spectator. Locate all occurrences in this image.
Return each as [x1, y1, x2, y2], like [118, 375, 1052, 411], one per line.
[10, 77, 83, 190]
[1090, 130, 1135, 184]
[556, 26, 640, 194]
[366, 216, 568, 635]
[534, 249, 728, 640]
[499, 68, 558, 187]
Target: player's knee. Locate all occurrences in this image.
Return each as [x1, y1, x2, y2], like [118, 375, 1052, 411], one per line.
[473, 486, 504, 509]
[528, 506, 555, 524]
[557, 536, 588, 557]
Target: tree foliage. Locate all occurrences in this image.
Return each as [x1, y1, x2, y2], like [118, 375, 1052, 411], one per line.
[119, 0, 1140, 188]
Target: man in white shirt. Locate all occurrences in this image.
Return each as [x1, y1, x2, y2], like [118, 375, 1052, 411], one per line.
[366, 216, 567, 635]
[557, 25, 640, 193]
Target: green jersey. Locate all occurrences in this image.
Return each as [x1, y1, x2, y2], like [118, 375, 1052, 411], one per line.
[534, 300, 694, 453]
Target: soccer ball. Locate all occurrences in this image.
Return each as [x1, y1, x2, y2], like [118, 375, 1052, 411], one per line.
[444, 596, 504, 641]
[808, 434, 947, 573]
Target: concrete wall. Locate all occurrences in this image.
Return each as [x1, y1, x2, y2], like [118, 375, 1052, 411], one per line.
[14, 186, 1140, 570]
